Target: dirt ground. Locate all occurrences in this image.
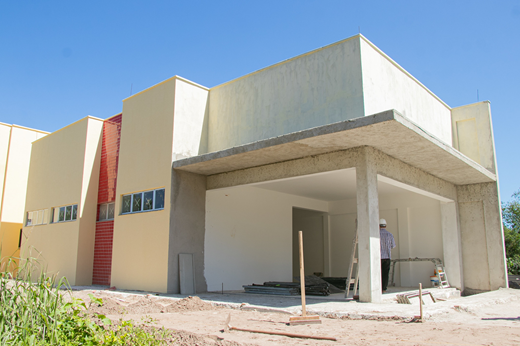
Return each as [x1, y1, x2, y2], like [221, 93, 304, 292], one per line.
[72, 290, 520, 346]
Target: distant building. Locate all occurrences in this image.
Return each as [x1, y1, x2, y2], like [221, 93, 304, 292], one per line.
[0, 123, 47, 271]
[18, 35, 506, 302]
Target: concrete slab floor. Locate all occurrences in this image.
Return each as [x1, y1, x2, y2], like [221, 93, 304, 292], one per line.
[71, 285, 519, 321]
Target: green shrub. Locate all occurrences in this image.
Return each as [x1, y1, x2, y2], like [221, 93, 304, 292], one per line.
[0, 252, 172, 345]
[507, 255, 520, 276]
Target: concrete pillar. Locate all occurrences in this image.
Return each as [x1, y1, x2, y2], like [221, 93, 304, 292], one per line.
[356, 148, 381, 303]
[457, 182, 507, 294]
[167, 169, 208, 294]
[440, 201, 464, 290]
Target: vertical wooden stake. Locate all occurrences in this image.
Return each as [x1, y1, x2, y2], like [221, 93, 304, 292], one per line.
[299, 231, 306, 317]
[419, 283, 423, 322]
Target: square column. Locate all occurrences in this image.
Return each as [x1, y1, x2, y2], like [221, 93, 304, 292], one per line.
[356, 149, 381, 303]
[441, 201, 464, 290]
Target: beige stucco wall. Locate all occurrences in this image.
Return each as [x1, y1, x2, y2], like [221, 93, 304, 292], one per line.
[173, 78, 209, 160]
[0, 123, 11, 209]
[22, 117, 102, 285]
[451, 101, 497, 173]
[0, 123, 47, 272]
[359, 38, 453, 145]
[112, 79, 176, 293]
[207, 36, 364, 152]
[1, 125, 47, 223]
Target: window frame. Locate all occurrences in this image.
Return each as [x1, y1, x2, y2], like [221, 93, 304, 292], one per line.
[121, 188, 165, 215]
[51, 204, 78, 223]
[98, 202, 115, 221]
[26, 209, 49, 226]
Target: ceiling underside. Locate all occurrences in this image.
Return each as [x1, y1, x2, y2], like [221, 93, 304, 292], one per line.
[174, 110, 496, 186]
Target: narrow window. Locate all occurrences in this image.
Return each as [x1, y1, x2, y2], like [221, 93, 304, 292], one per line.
[72, 205, 78, 220]
[18, 229, 22, 248]
[99, 204, 108, 220]
[37, 210, 44, 225]
[132, 193, 142, 212]
[107, 202, 115, 219]
[143, 191, 154, 211]
[59, 207, 65, 222]
[26, 212, 33, 226]
[65, 206, 72, 221]
[122, 195, 131, 214]
[155, 189, 165, 209]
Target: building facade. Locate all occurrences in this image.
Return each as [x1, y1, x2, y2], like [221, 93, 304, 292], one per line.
[0, 123, 47, 272]
[19, 35, 506, 302]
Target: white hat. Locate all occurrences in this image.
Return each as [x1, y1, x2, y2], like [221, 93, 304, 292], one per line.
[379, 219, 387, 226]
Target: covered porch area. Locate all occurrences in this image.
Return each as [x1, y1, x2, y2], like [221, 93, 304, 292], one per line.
[169, 110, 505, 302]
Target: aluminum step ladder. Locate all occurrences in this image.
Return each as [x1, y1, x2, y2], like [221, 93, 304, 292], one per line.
[435, 265, 450, 288]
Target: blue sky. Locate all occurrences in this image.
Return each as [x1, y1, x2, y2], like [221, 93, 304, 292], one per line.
[1, 1, 518, 201]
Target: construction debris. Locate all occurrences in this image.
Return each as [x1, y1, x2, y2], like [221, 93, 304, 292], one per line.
[243, 281, 331, 296]
[223, 313, 337, 341]
[396, 290, 436, 305]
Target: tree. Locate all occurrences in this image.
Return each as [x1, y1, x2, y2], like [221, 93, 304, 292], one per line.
[503, 189, 520, 274]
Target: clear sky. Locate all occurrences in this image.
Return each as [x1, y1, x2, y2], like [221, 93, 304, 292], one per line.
[1, 1, 518, 201]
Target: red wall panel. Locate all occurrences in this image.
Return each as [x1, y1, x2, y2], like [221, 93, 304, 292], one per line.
[92, 114, 122, 286]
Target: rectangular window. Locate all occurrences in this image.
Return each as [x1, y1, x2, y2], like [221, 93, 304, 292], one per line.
[107, 202, 114, 219]
[122, 188, 165, 214]
[132, 193, 142, 212]
[155, 189, 165, 209]
[25, 209, 49, 226]
[122, 195, 131, 213]
[98, 202, 115, 221]
[51, 204, 78, 223]
[143, 191, 154, 211]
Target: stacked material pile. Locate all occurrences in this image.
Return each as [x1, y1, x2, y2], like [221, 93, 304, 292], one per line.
[243, 282, 300, 295]
[243, 276, 342, 296]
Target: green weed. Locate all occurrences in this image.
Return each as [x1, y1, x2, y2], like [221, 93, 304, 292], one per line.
[0, 250, 173, 345]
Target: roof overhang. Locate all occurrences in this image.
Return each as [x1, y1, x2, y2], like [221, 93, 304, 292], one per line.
[173, 110, 496, 186]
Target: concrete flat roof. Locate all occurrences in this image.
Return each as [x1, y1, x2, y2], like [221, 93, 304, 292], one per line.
[173, 110, 496, 186]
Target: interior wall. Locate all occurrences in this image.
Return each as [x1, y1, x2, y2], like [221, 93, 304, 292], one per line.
[328, 190, 443, 288]
[205, 186, 328, 291]
[292, 208, 324, 279]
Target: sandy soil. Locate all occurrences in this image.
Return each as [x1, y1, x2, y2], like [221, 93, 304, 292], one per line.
[72, 290, 520, 346]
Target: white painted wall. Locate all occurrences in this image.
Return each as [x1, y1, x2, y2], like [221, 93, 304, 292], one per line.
[328, 191, 443, 288]
[207, 37, 364, 152]
[205, 186, 328, 291]
[359, 38, 453, 145]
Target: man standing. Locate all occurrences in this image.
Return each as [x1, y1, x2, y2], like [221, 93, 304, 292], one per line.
[380, 218, 396, 293]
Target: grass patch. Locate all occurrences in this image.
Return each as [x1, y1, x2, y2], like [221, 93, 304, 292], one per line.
[0, 253, 173, 345]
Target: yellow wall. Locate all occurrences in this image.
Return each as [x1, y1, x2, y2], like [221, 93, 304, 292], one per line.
[112, 78, 176, 293]
[0, 123, 47, 275]
[22, 117, 103, 285]
[0, 222, 21, 272]
[1, 126, 48, 223]
[0, 123, 11, 208]
[451, 101, 497, 174]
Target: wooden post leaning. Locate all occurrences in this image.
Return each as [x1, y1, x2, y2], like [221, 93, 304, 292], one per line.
[289, 231, 321, 325]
